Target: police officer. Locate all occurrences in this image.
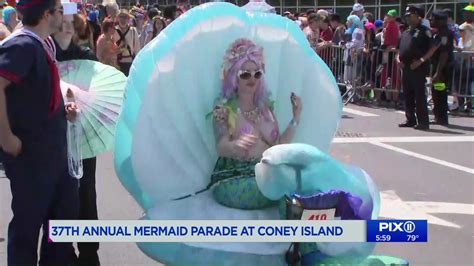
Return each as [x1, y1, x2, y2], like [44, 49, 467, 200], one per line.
[397, 5, 438, 130]
[430, 10, 454, 126]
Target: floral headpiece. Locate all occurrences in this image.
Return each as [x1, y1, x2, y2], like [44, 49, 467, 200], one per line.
[221, 38, 265, 79]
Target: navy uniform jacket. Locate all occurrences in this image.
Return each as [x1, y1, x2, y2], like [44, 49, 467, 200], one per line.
[0, 35, 67, 167]
[432, 25, 455, 70]
[398, 24, 434, 74]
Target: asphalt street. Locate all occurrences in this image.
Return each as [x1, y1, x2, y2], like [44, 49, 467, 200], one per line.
[0, 104, 473, 265]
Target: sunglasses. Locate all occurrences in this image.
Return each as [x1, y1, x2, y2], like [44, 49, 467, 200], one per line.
[237, 69, 263, 80]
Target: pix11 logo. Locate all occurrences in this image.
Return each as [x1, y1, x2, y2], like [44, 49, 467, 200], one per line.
[379, 221, 416, 233]
[366, 220, 427, 242]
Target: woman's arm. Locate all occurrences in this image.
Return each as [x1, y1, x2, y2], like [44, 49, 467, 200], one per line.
[278, 93, 302, 144]
[132, 27, 141, 55]
[144, 31, 153, 45]
[96, 37, 105, 62]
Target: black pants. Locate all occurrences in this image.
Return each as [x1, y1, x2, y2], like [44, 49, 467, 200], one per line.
[431, 88, 448, 123]
[77, 157, 100, 265]
[402, 66, 429, 125]
[5, 148, 78, 266]
[431, 67, 451, 124]
[118, 62, 132, 76]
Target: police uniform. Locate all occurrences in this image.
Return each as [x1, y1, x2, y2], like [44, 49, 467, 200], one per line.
[431, 10, 454, 125]
[0, 31, 78, 266]
[398, 5, 432, 129]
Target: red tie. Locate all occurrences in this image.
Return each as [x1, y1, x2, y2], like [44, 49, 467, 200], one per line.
[44, 51, 61, 116]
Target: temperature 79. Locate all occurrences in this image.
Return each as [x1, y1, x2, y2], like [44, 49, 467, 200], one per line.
[407, 235, 420, 242]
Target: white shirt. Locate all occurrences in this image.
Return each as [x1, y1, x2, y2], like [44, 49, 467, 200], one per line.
[113, 25, 140, 63]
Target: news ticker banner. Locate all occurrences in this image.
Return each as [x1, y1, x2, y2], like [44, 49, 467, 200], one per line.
[49, 220, 427, 243]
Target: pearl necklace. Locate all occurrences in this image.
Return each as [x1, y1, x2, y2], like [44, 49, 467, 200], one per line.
[238, 107, 261, 123]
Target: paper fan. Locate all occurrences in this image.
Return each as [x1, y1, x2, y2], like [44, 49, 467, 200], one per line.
[59, 60, 127, 159]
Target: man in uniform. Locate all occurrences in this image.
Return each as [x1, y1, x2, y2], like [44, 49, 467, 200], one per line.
[430, 10, 454, 126]
[397, 5, 438, 130]
[0, 0, 79, 264]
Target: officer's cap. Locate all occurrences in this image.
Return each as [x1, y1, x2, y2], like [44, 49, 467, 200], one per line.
[432, 10, 448, 20]
[405, 5, 425, 18]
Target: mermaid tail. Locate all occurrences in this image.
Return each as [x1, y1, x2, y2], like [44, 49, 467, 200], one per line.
[112, 2, 370, 265]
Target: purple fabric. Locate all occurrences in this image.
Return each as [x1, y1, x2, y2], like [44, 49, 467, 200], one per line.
[293, 190, 369, 220]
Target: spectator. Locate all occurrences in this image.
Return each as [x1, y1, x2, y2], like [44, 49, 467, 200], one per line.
[104, 1, 119, 21]
[363, 12, 374, 25]
[0, 6, 18, 40]
[298, 16, 308, 30]
[114, 9, 140, 76]
[443, 8, 459, 44]
[131, 7, 146, 48]
[144, 15, 166, 45]
[283, 11, 295, 21]
[53, 11, 96, 62]
[383, 9, 400, 49]
[352, 3, 364, 19]
[304, 13, 322, 51]
[452, 22, 474, 112]
[317, 9, 329, 18]
[374, 19, 383, 34]
[380, 10, 401, 104]
[145, 7, 160, 44]
[53, 3, 101, 264]
[163, 5, 178, 25]
[373, 21, 384, 55]
[344, 14, 365, 83]
[364, 18, 375, 47]
[320, 16, 333, 42]
[330, 14, 345, 45]
[458, 20, 474, 51]
[87, 10, 101, 52]
[176, 5, 185, 18]
[96, 19, 120, 69]
[463, 4, 474, 24]
[73, 13, 94, 50]
[305, 8, 315, 17]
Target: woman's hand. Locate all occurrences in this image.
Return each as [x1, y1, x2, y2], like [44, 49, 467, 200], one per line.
[233, 133, 258, 158]
[1, 133, 22, 157]
[291, 92, 302, 122]
[65, 102, 78, 122]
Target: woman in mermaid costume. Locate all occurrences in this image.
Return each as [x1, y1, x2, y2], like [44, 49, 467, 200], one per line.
[210, 38, 303, 210]
[113, 2, 408, 265]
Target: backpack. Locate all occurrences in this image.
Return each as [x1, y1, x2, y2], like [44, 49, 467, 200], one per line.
[116, 26, 135, 61]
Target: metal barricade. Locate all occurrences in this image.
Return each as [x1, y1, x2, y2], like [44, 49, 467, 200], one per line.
[318, 44, 472, 113]
[318, 44, 402, 105]
[452, 50, 473, 113]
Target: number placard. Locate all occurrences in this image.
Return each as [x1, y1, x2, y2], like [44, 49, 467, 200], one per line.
[300, 208, 336, 220]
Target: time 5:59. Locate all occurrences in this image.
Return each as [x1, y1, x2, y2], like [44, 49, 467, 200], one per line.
[375, 235, 392, 242]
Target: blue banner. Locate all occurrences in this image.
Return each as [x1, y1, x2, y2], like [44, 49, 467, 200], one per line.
[366, 220, 427, 242]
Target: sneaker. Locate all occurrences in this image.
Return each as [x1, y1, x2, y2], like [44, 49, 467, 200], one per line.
[414, 124, 430, 130]
[398, 121, 416, 128]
